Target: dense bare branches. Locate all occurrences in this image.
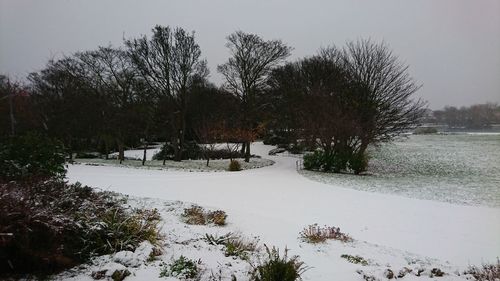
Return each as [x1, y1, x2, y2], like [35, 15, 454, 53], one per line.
[268, 40, 425, 173]
[340, 39, 426, 144]
[218, 31, 292, 161]
[125, 25, 206, 161]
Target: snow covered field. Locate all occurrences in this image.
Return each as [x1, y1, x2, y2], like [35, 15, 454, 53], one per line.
[301, 133, 500, 207]
[66, 141, 500, 280]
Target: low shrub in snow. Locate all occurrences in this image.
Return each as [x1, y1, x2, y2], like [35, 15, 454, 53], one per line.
[340, 254, 369, 266]
[205, 232, 259, 261]
[0, 133, 66, 181]
[207, 210, 228, 226]
[228, 159, 242, 171]
[224, 234, 259, 260]
[250, 245, 308, 281]
[183, 206, 207, 225]
[303, 150, 369, 174]
[464, 259, 500, 281]
[348, 152, 369, 175]
[299, 224, 353, 243]
[153, 141, 203, 161]
[0, 179, 162, 276]
[183, 206, 227, 226]
[159, 256, 200, 279]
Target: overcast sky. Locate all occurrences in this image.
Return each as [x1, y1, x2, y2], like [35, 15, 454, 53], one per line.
[1, 0, 499, 109]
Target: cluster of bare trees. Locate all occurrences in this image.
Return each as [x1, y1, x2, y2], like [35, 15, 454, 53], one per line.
[1, 26, 427, 172]
[268, 40, 425, 172]
[424, 104, 500, 129]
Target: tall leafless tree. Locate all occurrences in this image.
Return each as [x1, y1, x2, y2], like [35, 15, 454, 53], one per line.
[76, 46, 141, 163]
[218, 31, 292, 162]
[336, 39, 427, 156]
[125, 25, 207, 162]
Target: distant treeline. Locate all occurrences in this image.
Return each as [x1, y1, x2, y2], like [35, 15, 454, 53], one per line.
[423, 104, 500, 129]
[0, 25, 425, 172]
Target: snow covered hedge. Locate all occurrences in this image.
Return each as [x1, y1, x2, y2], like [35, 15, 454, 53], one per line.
[0, 179, 162, 277]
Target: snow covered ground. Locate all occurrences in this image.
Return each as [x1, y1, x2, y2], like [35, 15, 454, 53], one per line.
[66, 142, 500, 280]
[75, 157, 274, 173]
[301, 133, 500, 207]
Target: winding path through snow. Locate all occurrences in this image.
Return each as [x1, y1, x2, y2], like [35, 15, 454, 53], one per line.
[67, 142, 500, 279]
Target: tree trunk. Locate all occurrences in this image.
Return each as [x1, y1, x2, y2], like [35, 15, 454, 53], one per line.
[240, 142, 246, 155]
[163, 135, 168, 165]
[67, 136, 73, 161]
[8, 93, 15, 136]
[244, 141, 250, 162]
[118, 141, 125, 164]
[104, 138, 109, 160]
[142, 140, 147, 166]
[173, 134, 181, 162]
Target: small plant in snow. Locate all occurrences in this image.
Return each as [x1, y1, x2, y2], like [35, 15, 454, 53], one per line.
[183, 206, 207, 225]
[250, 245, 308, 281]
[182, 206, 227, 226]
[224, 234, 259, 260]
[204, 233, 259, 261]
[299, 224, 353, 243]
[341, 254, 369, 266]
[207, 210, 227, 226]
[159, 256, 200, 279]
[205, 233, 233, 246]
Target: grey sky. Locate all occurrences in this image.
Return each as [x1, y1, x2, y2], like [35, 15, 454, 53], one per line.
[1, 0, 499, 109]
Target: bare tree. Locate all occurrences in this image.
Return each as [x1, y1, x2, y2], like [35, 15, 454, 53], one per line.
[76, 46, 141, 164]
[218, 31, 292, 162]
[337, 39, 426, 156]
[269, 40, 425, 174]
[125, 25, 207, 162]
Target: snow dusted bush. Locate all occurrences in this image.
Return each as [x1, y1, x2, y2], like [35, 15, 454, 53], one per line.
[0, 179, 162, 276]
[464, 259, 500, 281]
[299, 224, 353, 243]
[251, 245, 308, 281]
[0, 133, 66, 181]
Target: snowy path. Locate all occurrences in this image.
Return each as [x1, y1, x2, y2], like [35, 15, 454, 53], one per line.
[67, 142, 500, 279]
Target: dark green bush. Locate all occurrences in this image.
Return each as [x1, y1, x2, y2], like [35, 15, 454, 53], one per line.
[262, 133, 288, 146]
[209, 148, 244, 160]
[228, 160, 241, 171]
[153, 141, 202, 161]
[303, 150, 349, 172]
[0, 133, 66, 181]
[0, 179, 162, 276]
[302, 151, 323, 171]
[348, 152, 369, 175]
[251, 246, 307, 281]
[303, 149, 368, 174]
[75, 151, 101, 159]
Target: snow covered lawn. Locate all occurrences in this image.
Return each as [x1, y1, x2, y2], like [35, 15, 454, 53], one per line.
[75, 157, 274, 173]
[65, 142, 500, 280]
